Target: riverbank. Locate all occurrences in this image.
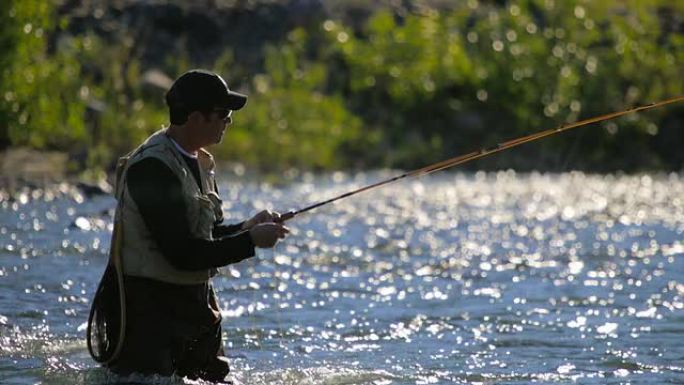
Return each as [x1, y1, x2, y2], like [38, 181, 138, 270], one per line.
[0, 148, 113, 203]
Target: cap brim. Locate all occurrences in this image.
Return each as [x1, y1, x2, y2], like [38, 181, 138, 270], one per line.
[226, 91, 247, 110]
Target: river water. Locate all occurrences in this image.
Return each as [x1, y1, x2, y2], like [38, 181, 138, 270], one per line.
[1, 171, 684, 385]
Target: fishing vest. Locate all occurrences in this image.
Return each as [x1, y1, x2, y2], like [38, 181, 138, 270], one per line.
[114, 128, 223, 285]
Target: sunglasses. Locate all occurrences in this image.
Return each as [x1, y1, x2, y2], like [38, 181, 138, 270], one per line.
[213, 108, 233, 122]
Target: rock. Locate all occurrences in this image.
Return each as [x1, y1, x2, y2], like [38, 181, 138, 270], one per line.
[0, 148, 68, 189]
[76, 179, 113, 197]
[142, 68, 174, 91]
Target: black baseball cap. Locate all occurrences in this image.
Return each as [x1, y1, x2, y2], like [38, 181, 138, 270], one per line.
[165, 69, 247, 112]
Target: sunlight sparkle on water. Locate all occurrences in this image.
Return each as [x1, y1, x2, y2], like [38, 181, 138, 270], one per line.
[1, 171, 684, 384]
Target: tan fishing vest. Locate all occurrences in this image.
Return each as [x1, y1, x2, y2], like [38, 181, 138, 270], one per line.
[114, 128, 223, 285]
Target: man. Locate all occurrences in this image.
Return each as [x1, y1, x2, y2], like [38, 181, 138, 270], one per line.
[106, 69, 288, 381]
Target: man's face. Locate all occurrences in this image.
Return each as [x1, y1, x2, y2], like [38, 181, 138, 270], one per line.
[201, 108, 233, 145]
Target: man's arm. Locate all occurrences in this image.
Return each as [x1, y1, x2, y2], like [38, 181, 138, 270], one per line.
[213, 223, 245, 237]
[126, 158, 255, 271]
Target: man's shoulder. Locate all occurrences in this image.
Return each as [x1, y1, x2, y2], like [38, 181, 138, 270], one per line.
[198, 148, 213, 157]
[126, 130, 182, 177]
[128, 156, 168, 169]
[197, 148, 216, 171]
[127, 157, 177, 184]
[129, 130, 170, 160]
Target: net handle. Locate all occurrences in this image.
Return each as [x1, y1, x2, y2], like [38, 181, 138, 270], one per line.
[86, 216, 127, 364]
[87, 156, 129, 365]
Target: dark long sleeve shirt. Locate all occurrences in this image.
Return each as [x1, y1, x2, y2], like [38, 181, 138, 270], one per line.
[126, 156, 255, 271]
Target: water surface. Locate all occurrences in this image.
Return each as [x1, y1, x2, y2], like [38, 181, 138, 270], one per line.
[1, 171, 684, 384]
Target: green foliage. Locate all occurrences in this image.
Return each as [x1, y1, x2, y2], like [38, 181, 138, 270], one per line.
[321, 0, 683, 170]
[323, 10, 480, 166]
[74, 33, 168, 169]
[212, 29, 363, 169]
[0, 1, 87, 150]
[324, 0, 684, 169]
[1, 0, 682, 173]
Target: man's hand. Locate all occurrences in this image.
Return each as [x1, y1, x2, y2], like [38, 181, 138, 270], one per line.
[242, 210, 281, 230]
[249, 222, 289, 248]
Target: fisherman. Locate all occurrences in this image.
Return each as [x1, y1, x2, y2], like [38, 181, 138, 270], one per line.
[103, 69, 289, 381]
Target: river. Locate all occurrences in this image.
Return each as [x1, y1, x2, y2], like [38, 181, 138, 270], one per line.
[1, 171, 684, 384]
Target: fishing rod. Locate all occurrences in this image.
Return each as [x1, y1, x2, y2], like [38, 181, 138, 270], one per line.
[278, 95, 684, 222]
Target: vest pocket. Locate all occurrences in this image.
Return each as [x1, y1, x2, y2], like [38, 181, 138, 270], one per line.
[205, 191, 224, 223]
[192, 195, 218, 240]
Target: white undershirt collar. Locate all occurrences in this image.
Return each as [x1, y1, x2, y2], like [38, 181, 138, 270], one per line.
[169, 136, 198, 159]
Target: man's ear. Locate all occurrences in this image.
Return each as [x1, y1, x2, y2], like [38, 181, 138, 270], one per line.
[187, 110, 204, 124]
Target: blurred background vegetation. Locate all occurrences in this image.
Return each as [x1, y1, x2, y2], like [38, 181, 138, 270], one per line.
[1, 0, 682, 177]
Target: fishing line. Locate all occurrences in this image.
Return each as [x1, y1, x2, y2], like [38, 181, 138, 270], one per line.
[278, 96, 684, 222]
[247, 247, 264, 355]
[270, 242, 288, 366]
[557, 125, 585, 172]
